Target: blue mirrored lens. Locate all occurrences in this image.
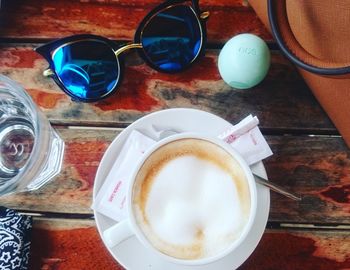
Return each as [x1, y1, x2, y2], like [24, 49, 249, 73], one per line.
[141, 5, 202, 72]
[52, 40, 119, 100]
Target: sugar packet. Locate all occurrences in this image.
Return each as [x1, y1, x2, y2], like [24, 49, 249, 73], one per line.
[218, 115, 272, 165]
[92, 130, 156, 221]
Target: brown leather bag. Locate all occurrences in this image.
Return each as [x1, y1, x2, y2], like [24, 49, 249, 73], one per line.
[249, 0, 350, 147]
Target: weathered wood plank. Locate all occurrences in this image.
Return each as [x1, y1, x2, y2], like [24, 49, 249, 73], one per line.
[0, 128, 349, 225]
[267, 135, 350, 224]
[240, 229, 350, 270]
[29, 218, 350, 270]
[0, 0, 271, 43]
[29, 218, 122, 270]
[0, 44, 335, 131]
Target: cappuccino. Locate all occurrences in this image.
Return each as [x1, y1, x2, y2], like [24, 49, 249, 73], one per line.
[132, 138, 251, 260]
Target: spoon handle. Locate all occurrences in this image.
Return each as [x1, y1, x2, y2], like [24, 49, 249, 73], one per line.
[253, 174, 302, 201]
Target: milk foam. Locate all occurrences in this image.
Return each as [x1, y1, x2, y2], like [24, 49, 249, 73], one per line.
[133, 139, 251, 260]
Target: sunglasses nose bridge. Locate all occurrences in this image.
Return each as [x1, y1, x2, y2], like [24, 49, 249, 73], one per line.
[114, 43, 143, 57]
[43, 68, 54, 77]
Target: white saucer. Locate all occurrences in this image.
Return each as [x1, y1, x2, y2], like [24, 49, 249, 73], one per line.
[93, 108, 270, 270]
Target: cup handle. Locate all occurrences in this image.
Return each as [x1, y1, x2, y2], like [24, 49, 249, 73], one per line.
[103, 220, 134, 248]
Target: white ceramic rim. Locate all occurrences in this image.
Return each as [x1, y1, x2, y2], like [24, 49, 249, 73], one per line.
[125, 132, 258, 266]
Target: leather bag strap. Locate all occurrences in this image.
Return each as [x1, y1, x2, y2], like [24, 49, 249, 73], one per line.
[268, 0, 350, 75]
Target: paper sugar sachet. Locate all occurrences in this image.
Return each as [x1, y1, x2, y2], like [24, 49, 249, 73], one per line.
[218, 115, 272, 165]
[92, 130, 156, 221]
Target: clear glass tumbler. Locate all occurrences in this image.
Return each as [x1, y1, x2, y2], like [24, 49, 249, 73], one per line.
[0, 75, 64, 196]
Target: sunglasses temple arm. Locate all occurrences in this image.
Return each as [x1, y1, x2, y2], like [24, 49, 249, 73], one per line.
[191, 0, 201, 14]
[191, 0, 210, 21]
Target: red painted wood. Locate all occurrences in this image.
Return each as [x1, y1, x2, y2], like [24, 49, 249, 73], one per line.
[267, 135, 350, 224]
[0, 2, 347, 270]
[240, 231, 350, 270]
[29, 225, 122, 270]
[0, 0, 271, 43]
[29, 221, 350, 270]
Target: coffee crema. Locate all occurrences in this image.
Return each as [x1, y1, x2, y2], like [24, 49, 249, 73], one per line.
[132, 138, 251, 260]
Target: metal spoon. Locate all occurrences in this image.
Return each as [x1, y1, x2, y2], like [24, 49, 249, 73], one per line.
[253, 173, 302, 201]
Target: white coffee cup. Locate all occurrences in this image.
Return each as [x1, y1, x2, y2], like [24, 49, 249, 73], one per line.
[103, 133, 257, 266]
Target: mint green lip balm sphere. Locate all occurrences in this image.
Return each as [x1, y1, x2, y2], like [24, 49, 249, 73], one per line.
[218, 34, 270, 89]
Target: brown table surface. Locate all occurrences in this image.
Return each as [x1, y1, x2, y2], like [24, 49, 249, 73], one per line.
[0, 1, 349, 269]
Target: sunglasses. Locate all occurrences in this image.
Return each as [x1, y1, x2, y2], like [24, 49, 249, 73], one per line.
[35, 0, 209, 102]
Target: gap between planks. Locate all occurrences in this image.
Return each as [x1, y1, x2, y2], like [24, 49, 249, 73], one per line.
[63, 125, 341, 138]
[17, 211, 350, 231]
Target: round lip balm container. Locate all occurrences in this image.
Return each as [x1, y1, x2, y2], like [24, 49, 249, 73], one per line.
[218, 33, 270, 89]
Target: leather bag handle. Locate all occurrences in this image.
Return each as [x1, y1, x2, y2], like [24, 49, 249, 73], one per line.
[268, 0, 350, 75]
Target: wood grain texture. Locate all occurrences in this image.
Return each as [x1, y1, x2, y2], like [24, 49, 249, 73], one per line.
[0, 2, 347, 270]
[29, 218, 122, 270]
[0, 128, 349, 225]
[29, 218, 350, 270]
[0, 44, 335, 131]
[240, 229, 350, 270]
[267, 135, 350, 224]
[0, 0, 271, 43]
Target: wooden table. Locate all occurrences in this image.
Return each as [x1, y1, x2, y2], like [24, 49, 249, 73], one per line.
[0, 1, 349, 269]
